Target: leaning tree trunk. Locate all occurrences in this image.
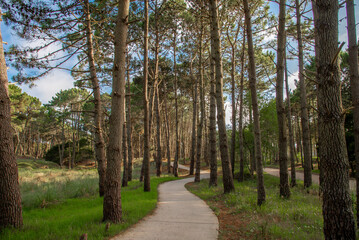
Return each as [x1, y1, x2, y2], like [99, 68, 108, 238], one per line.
[209, 53, 218, 187]
[102, 0, 129, 223]
[314, 0, 356, 238]
[209, 0, 235, 194]
[276, 0, 290, 198]
[84, 0, 107, 196]
[296, 0, 312, 188]
[345, 0, 359, 227]
[143, 0, 150, 191]
[243, 0, 265, 205]
[0, 11, 23, 230]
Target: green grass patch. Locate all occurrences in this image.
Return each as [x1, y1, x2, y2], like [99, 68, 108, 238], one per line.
[186, 173, 324, 240]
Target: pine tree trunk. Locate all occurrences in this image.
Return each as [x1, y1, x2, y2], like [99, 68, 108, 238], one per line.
[189, 59, 197, 176]
[238, 30, 246, 182]
[0, 12, 23, 230]
[209, 50, 217, 187]
[102, 0, 129, 223]
[155, 84, 162, 177]
[276, 0, 290, 198]
[285, 56, 296, 187]
[143, 0, 151, 191]
[122, 123, 128, 187]
[163, 79, 171, 174]
[230, 47, 236, 177]
[84, 0, 107, 196]
[195, 20, 204, 183]
[296, 0, 312, 188]
[209, 0, 234, 193]
[173, 30, 179, 177]
[126, 55, 133, 182]
[345, 0, 359, 227]
[243, 0, 265, 204]
[314, 0, 356, 237]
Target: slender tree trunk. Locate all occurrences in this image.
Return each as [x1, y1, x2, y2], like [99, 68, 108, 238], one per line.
[345, 0, 359, 227]
[195, 17, 204, 183]
[0, 11, 23, 230]
[238, 30, 246, 182]
[189, 59, 197, 176]
[122, 123, 128, 187]
[102, 0, 129, 223]
[276, 0, 290, 198]
[126, 54, 133, 182]
[313, 0, 356, 238]
[173, 30, 180, 177]
[209, 0, 234, 193]
[243, 0, 265, 204]
[296, 0, 312, 188]
[84, 0, 107, 196]
[209, 52, 218, 187]
[164, 79, 171, 173]
[285, 56, 296, 187]
[155, 84, 162, 177]
[143, 0, 151, 191]
[230, 48, 236, 177]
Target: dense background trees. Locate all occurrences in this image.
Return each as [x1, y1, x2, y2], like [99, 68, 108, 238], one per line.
[1, 0, 358, 237]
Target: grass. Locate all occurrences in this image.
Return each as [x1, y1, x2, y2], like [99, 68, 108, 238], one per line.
[186, 172, 324, 240]
[0, 158, 178, 240]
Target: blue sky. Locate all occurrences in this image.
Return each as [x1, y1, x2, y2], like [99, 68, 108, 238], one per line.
[1, 1, 359, 108]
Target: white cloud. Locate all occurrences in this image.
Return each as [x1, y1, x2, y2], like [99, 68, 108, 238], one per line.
[18, 69, 74, 104]
[287, 71, 298, 92]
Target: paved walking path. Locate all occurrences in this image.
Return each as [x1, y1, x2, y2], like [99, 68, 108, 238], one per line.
[112, 165, 218, 240]
[263, 168, 356, 191]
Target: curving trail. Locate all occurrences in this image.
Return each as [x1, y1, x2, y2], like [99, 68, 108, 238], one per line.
[111, 165, 218, 240]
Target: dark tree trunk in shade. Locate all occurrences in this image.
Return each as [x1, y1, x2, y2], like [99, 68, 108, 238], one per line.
[122, 123, 128, 187]
[345, 0, 359, 227]
[238, 29, 246, 182]
[276, 0, 290, 198]
[163, 79, 171, 174]
[195, 17, 204, 183]
[313, 0, 356, 238]
[143, 0, 150, 191]
[243, 0, 265, 205]
[209, 51, 218, 187]
[189, 59, 197, 176]
[173, 30, 179, 177]
[155, 85, 162, 177]
[296, 0, 312, 188]
[0, 11, 23, 230]
[102, 0, 129, 223]
[209, 0, 234, 193]
[126, 56, 133, 182]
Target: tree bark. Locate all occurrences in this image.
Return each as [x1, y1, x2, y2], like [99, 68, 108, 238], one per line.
[209, 0, 234, 193]
[296, 0, 312, 188]
[143, 0, 151, 191]
[285, 55, 296, 187]
[276, 0, 290, 198]
[314, 0, 356, 238]
[155, 84, 162, 177]
[126, 54, 133, 182]
[163, 79, 171, 174]
[238, 29, 246, 182]
[345, 0, 359, 227]
[84, 0, 107, 196]
[0, 11, 23, 230]
[209, 50, 217, 187]
[102, 0, 129, 223]
[189, 59, 197, 176]
[243, 0, 265, 204]
[173, 30, 180, 177]
[122, 123, 128, 187]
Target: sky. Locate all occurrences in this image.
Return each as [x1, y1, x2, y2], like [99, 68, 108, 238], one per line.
[1, 1, 359, 122]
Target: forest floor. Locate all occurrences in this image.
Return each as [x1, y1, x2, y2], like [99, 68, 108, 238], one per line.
[186, 172, 324, 240]
[0, 157, 184, 240]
